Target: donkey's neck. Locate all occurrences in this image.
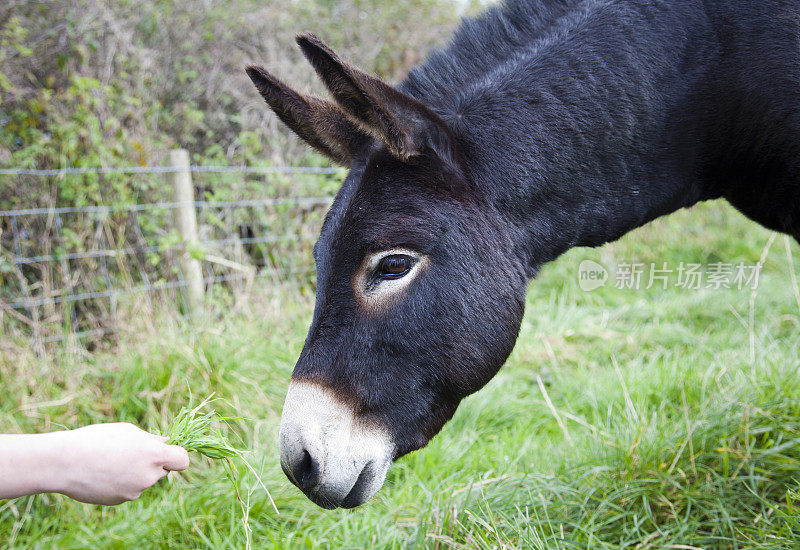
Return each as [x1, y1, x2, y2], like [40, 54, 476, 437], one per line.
[430, 0, 723, 272]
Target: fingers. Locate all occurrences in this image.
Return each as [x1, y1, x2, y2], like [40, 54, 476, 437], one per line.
[161, 444, 190, 471]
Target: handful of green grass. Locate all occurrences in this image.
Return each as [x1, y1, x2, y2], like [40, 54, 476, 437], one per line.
[165, 394, 241, 459]
[163, 394, 277, 548]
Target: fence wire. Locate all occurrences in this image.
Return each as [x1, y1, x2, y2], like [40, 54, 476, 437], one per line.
[0, 165, 340, 176]
[0, 164, 335, 349]
[0, 197, 332, 217]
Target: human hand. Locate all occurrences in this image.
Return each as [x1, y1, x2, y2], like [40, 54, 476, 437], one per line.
[45, 423, 190, 505]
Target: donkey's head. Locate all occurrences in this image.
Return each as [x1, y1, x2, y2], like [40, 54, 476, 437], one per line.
[247, 35, 527, 509]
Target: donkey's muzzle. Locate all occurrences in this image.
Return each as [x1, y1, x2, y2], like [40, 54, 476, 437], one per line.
[278, 381, 394, 509]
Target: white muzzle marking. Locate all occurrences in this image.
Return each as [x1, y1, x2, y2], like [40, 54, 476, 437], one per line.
[278, 380, 394, 508]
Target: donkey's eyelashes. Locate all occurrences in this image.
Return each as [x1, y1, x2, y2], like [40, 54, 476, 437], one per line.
[376, 254, 414, 279]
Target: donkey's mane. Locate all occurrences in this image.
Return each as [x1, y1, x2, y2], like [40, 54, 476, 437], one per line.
[399, 0, 582, 109]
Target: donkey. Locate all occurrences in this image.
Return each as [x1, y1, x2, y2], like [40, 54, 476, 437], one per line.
[246, 0, 800, 509]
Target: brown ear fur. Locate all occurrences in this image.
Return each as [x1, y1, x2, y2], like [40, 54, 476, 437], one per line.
[295, 33, 453, 161]
[245, 65, 370, 165]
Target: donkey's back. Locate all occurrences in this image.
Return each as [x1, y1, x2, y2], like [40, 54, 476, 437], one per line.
[403, 0, 800, 240]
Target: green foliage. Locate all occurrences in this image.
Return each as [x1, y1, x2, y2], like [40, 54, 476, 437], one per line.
[0, 0, 462, 210]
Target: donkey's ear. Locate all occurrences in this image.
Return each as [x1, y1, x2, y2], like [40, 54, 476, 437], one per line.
[245, 65, 370, 165]
[296, 33, 453, 162]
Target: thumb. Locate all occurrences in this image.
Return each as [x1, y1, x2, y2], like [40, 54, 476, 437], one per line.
[161, 444, 191, 471]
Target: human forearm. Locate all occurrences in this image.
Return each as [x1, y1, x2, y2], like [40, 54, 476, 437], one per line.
[0, 424, 189, 504]
[0, 432, 65, 499]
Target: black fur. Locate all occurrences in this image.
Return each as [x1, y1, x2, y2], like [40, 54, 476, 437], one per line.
[249, 0, 800, 466]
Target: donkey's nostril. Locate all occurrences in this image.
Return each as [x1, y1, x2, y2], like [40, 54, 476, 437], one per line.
[291, 448, 321, 490]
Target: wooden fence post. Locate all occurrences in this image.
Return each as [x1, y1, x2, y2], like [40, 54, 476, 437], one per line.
[169, 149, 204, 314]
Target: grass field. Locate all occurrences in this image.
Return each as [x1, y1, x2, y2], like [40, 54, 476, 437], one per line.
[1, 201, 799, 549]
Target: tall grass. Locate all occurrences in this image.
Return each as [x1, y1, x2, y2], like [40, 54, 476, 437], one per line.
[0, 201, 798, 548]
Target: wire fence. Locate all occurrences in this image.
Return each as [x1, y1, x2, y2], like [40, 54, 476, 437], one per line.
[0, 160, 337, 352]
[0, 165, 340, 176]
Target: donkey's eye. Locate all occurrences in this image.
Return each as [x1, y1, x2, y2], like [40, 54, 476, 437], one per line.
[377, 255, 413, 278]
[357, 249, 428, 304]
